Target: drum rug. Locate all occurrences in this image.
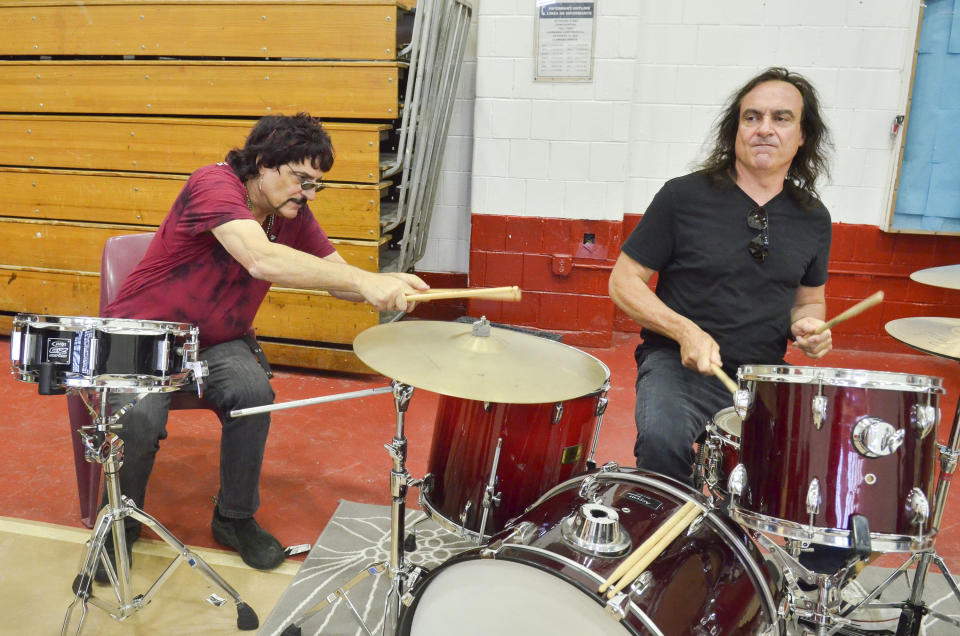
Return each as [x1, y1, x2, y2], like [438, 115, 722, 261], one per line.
[260, 501, 473, 636]
[260, 500, 960, 636]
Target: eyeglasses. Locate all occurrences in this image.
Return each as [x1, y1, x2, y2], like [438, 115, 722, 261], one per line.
[278, 165, 326, 192]
[746, 206, 768, 263]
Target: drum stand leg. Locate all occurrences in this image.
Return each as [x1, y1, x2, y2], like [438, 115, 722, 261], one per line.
[280, 382, 424, 636]
[61, 389, 258, 635]
[885, 396, 960, 636]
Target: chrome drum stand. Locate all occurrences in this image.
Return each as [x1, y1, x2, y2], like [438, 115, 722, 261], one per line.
[63, 387, 258, 635]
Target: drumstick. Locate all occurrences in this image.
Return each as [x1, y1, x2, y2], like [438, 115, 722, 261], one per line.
[711, 364, 738, 394]
[598, 500, 697, 594]
[813, 291, 884, 334]
[605, 503, 702, 598]
[405, 285, 521, 302]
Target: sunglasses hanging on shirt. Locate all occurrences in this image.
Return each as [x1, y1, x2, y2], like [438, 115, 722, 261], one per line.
[746, 206, 769, 263]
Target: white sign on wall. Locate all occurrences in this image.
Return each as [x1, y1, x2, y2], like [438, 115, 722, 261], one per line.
[534, 0, 596, 82]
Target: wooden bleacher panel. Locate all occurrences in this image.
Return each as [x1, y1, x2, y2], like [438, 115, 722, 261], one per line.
[0, 61, 400, 119]
[0, 168, 390, 236]
[0, 117, 390, 184]
[0, 1, 415, 372]
[0, 218, 384, 274]
[0, 1, 404, 60]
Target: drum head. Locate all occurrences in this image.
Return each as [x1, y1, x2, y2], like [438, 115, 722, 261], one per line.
[405, 559, 631, 635]
[713, 407, 742, 437]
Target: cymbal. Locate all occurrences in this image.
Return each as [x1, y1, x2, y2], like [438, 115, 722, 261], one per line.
[884, 317, 960, 361]
[353, 320, 609, 403]
[910, 264, 960, 290]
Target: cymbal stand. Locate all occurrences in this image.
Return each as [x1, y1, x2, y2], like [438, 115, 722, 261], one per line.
[280, 381, 424, 636]
[62, 387, 258, 635]
[844, 394, 960, 635]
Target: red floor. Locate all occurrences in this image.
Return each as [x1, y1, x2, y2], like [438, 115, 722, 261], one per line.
[2, 330, 959, 575]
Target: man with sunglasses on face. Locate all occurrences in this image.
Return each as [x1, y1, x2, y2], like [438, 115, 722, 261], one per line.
[97, 113, 428, 577]
[609, 68, 833, 487]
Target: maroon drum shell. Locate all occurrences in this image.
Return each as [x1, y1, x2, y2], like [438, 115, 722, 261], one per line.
[423, 391, 602, 535]
[738, 375, 939, 539]
[404, 471, 779, 635]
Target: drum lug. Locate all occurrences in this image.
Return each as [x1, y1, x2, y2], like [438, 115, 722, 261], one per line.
[911, 404, 938, 439]
[733, 388, 752, 419]
[604, 591, 630, 622]
[812, 394, 828, 430]
[805, 478, 821, 520]
[852, 416, 905, 458]
[595, 395, 609, 418]
[906, 487, 930, 529]
[459, 501, 473, 528]
[727, 463, 747, 498]
[578, 474, 602, 503]
[552, 402, 564, 425]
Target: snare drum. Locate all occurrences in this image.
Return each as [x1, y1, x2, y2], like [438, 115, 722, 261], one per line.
[11, 314, 199, 392]
[401, 470, 780, 635]
[729, 365, 943, 552]
[697, 407, 742, 498]
[421, 356, 609, 541]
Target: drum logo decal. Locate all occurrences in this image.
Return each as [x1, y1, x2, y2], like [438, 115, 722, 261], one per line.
[46, 338, 71, 364]
[560, 444, 583, 465]
[624, 491, 663, 510]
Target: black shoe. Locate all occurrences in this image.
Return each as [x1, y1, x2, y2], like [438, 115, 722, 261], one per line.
[93, 525, 139, 584]
[211, 507, 285, 570]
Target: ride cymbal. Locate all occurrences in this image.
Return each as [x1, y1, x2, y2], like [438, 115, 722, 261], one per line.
[910, 264, 960, 290]
[353, 319, 609, 403]
[885, 317, 960, 361]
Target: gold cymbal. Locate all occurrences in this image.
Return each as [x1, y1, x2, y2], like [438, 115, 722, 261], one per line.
[910, 264, 960, 290]
[885, 317, 960, 361]
[353, 319, 609, 403]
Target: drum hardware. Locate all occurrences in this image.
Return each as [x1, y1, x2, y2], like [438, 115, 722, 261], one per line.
[475, 438, 503, 544]
[63, 389, 258, 634]
[560, 502, 632, 556]
[279, 381, 426, 636]
[882, 315, 960, 635]
[850, 417, 903, 457]
[805, 479, 822, 532]
[586, 389, 610, 470]
[552, 402, 564, 423]
[734, 385, 752, 419]
[8, 314, 256, 633]
[813, 384, 827, 430]
[911, 402, 937, 438]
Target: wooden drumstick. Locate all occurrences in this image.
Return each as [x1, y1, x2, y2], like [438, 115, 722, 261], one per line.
[813, 291, 884, 334]
[606, 503, 702, 598]
[405, 285, 521, 303]
[711, 364, 738, 395]
[598, 500, 697, 594]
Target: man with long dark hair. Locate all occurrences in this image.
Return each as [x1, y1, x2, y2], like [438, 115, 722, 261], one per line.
[609, 68, 833, 486]
[99, 113, 427, 576]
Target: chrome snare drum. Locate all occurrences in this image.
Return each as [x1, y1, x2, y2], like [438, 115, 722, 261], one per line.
[729, 365, 943, 552]
[11, 314, 200, 392]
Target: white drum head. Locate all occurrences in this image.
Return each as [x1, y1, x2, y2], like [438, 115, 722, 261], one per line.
[713, 407, 742, 438]
[407, 559, 631, 635]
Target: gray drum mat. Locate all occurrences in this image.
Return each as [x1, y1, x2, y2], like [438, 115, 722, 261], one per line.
[260, 501, 960, 635]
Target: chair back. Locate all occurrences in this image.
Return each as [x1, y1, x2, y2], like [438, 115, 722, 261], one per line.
[99, 233, 155, 311]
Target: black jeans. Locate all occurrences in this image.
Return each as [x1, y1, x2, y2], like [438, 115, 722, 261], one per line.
[633, 347, 733, 486]
[107, 338, 275, 527]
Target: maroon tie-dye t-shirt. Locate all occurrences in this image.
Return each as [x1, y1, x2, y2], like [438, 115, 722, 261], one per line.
[103, 163, 336, 347]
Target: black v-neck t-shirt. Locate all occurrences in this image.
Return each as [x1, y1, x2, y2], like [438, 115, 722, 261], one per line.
[621, 171, 831, 371]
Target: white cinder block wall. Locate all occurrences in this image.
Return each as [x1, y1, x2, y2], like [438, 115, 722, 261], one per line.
[416, 0, 920, 273]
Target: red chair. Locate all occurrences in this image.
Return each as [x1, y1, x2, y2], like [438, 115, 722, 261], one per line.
[68, 233, 221, 527]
